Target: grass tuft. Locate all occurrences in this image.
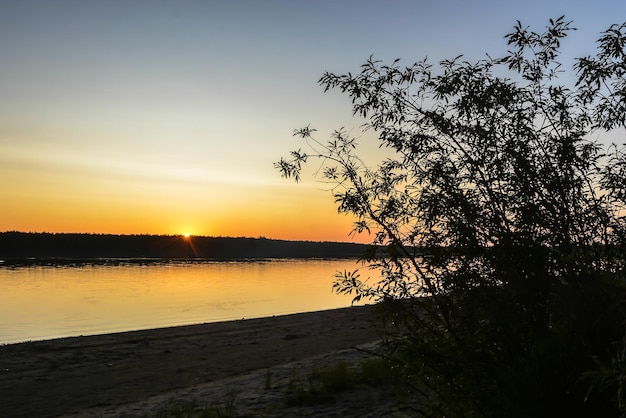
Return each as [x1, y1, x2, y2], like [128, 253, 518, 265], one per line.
[285, 360, 354, 406]
[151, 392, 236, 418]
[360, 357, 398, 386]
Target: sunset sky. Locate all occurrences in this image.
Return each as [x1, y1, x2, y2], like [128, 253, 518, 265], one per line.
[1, 0, 624, 242]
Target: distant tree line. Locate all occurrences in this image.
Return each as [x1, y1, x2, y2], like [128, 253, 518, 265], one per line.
[0, 232, 366, 264]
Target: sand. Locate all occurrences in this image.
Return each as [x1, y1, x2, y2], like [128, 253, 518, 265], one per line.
[0, 305, 413, 417]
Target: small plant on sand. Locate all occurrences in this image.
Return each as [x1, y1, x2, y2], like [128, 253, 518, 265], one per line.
[200, 393, 236, 418]
[359, 357, 398, 386]
[264, 369, 273, 390]
[319, 360, 353, 392]
[285, 360, 355, 406]
[154, 400, 197, 418]
[152, 392, 236, 418]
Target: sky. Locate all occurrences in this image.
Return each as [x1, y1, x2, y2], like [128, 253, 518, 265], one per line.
[1, 0, 625, 242]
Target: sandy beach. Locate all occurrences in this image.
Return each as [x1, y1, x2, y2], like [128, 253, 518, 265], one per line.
[0, 305, 411, 417]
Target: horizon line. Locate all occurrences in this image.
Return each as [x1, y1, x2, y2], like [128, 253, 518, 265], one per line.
[0, 230, 366, 245]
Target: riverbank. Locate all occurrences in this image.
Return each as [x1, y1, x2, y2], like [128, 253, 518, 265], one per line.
[0, 305, 396, 417]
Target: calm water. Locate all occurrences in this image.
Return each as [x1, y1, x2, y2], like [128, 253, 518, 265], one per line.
[0, 259, 373, 344]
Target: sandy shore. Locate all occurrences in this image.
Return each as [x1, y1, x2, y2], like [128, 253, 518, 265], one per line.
[0, 305, 407, 417]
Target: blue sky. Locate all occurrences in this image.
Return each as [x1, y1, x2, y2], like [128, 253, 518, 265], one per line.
[1, 0, 624, 240]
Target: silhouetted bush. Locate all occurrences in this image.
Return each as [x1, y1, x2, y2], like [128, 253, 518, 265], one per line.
[279, 17, 626, 417]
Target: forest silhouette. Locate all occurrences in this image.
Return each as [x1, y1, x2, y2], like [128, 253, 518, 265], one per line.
[0, 232, 366, 264]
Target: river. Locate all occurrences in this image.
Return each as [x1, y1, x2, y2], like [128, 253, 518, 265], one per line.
[0, 258, 374, 344]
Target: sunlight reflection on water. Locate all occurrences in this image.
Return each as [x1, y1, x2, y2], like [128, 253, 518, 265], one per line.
[0, 259, 376, 344]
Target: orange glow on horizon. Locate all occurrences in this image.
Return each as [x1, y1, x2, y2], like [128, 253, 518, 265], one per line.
[0, 178, 372, 243]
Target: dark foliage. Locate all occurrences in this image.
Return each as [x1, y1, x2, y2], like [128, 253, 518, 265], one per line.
[0, 232, 366, 264]
[278, 17, 626, 417]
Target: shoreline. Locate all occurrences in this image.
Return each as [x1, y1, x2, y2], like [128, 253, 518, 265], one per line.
[0, 304, 369, 347]
[0, 305, 383, 417]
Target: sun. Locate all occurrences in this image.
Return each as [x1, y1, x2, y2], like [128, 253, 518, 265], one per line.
[183, 233, 191, 238]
